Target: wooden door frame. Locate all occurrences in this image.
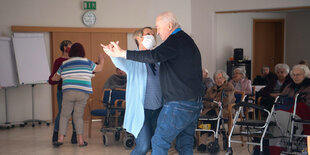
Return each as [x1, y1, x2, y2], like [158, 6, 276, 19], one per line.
[252, 19, 284, 79]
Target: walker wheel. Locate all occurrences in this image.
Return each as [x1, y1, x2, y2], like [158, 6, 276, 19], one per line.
[123, 136, 134, 149]
[103, 135, 108, 146]
[207, 141, 220, 153]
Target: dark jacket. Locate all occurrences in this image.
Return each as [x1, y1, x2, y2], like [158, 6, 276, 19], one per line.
[259, 75, 292, 110]
[253, 72, 277, 85]
[261, 75, 292, 98]
[281, 78, 310, 107]
[127, 30, 204, 102]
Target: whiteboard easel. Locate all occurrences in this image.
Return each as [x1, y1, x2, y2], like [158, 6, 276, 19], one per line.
[12, 33, 51, 127]
[12, 33, 50, 85]
[0, 37, 24, 128]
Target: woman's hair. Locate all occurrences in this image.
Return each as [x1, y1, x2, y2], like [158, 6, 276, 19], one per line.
[233, 68, 246, 77]
[132, 27, 154, 48]
[59, 40, 72, 53]
[290, 64, 310, 78]
[69, 43, 85, 57]
[275, 63, 290, 73]
[213, 70, 229, 81]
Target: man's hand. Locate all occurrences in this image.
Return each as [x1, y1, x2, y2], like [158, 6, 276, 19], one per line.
[100, 41, 127, 58]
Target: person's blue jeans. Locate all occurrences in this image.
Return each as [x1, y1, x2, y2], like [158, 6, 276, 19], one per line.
[131, 108, 162, 155]
[151, 100, 202, 155]
[54, 89, 76, 132]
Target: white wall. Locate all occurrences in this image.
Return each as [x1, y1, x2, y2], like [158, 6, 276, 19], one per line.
[285, 11, 310, 67]
[215, 12, 287, 72]
[0, 0, 191, 123]
[0, 0, 192, 36]
[191, 0, 310, 75]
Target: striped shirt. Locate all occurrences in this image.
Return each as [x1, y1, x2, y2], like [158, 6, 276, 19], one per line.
[57, 57, 96, 94]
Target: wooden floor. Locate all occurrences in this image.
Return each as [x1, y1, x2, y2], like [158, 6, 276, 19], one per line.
[0, 121, 253, 155]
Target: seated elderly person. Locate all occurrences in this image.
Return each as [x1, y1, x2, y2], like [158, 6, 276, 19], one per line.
[260, 63, 292, 111]
[202, 68, 214, 93]
[197, 70, 235, 152]
[281, 64, 310, 106]
[230, 68, 252, 95]
[103, 68, 127, 89]
[268, 65, 310, 154]
[253, 66, 277, 85]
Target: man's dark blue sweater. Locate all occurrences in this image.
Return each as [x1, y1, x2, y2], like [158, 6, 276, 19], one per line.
[127, 30, 204, 102]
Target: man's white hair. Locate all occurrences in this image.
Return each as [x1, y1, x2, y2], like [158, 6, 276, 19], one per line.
[158, 11, 181, 29]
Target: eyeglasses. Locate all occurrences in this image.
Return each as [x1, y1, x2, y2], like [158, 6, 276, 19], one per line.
[291, 73, 304, 77]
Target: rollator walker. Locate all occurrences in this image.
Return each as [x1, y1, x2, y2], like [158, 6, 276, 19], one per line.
[195, 90, 228, 154]
[281, 92, 310, 154]
[226, 95, 280, 155]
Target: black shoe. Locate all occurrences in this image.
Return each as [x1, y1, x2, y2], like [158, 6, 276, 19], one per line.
[197, 144, 207, 152]
[53, 141, 63, 147]
[71, 132, 77, 144]
[52, 131, 58, 143]
[79, 141, 88, 147]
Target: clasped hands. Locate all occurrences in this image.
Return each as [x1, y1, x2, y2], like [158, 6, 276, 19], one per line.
[100, 41, 126, 58]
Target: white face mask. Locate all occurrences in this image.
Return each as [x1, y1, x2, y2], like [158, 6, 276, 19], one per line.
[141, 35, 156, 49]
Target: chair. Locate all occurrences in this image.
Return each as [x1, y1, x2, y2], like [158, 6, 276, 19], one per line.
[88, 88, 126, 138]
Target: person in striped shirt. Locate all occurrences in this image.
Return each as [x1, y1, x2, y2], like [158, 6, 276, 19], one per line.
[52, 43, 104, 147]
[48, 40, 78, 144]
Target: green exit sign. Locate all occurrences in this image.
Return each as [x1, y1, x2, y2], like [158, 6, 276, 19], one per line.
[83, 1, 96, 10]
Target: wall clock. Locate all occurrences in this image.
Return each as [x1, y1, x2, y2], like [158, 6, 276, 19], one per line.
[82, 11, 96, 27]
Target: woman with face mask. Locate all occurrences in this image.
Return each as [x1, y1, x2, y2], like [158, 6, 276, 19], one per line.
[108, 27, 162, 155]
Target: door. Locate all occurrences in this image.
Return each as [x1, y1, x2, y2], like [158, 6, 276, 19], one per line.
[51, 32, 127, 121]
[90, 32, 127, 115]
[253, 19, 284, 79]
